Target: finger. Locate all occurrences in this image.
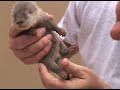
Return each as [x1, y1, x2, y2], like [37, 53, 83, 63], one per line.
[9, 28, 46, 50]
[39, 63, 56, 82]
[9, 24, 27, 38]
[62, 78, 87, 89]
[14, 34, 52, 58]
[45, 12, 54, 20]
[9, 24, 20, 38]
[39, 63, 86, 89]
[39, 63, 65, 89]
[61, 58, 85, 78]
[19, 42, 52, 64]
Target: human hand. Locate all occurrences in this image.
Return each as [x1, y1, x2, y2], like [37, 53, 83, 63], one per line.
[39, 58, 111, 89]
[111, 1, 120, 40]
[9, 13, 53, 64]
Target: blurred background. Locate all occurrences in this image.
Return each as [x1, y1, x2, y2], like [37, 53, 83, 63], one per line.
[0, 1, 83, 89]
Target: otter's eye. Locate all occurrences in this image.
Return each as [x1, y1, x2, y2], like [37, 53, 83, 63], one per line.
[28, 9, 33, 14]
[28, 6, 36, 14]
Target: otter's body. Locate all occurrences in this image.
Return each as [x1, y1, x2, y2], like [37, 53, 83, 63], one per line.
[11, 1, 70, 80]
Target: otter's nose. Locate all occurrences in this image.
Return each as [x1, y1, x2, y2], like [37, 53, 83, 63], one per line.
[16, 20, 24, 24]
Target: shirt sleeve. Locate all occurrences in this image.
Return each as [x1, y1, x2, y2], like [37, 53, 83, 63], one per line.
[58, 1, 80, 45]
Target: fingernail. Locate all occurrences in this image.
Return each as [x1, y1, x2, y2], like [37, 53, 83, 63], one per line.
[62, 58, 69, 66]
[37, 28, 46, 36]
[46, 34, 53, 40]
[48, 42, 52, 47]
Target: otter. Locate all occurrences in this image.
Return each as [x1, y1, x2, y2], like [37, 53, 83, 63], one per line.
[11, 1, 77, 80]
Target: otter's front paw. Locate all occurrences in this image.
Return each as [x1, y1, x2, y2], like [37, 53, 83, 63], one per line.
[69, 45, 79, 54]
[58, 28, 66, 37]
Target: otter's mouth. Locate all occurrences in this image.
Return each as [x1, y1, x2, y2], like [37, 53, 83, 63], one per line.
[18, 24, 27, 28]
[15, 26, 36, 37]
[15, 21, 31, 30]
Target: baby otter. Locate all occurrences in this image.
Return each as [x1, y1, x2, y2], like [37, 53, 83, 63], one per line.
[11, 1, 75, 80]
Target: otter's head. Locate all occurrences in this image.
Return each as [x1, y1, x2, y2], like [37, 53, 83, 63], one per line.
[11, 1, 43, 30]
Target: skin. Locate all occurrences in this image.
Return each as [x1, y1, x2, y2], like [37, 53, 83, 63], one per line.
[11, 1, 78, 79]
[111, 1, 120, 40]
[39, 58, 111, 89]
[9, 14, 111, 89]
[9, 1, 120, 89]
[9, 14, 54, 64]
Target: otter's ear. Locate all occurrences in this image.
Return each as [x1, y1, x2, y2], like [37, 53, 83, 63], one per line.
[28, 6, 37, 14]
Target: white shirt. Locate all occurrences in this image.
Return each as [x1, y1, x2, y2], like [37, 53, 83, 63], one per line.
[58, 1, 120, 89]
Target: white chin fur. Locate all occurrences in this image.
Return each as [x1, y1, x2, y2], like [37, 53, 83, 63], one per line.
[14, 7, 44, 31]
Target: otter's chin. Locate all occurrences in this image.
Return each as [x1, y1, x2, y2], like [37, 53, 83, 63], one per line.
[15, 22, 31, 30]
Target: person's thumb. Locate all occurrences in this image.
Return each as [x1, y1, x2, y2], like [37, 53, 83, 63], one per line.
[61, 58, 85, 78]
[45, 12, 54, 21]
